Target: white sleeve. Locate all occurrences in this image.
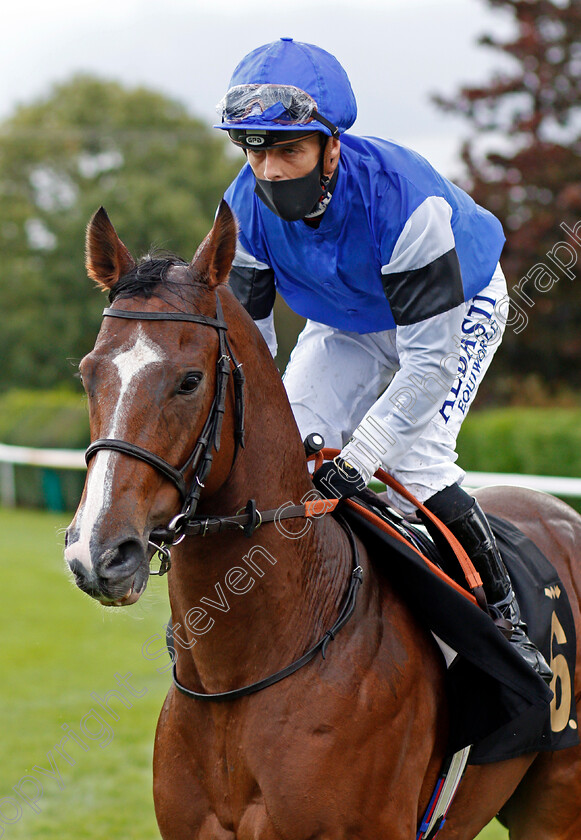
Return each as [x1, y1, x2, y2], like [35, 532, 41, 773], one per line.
[385, 195, 455, 273]
[380, 196, 464, 326]
[341, 304, 464, 481]
[232, 241, 271, 272]
[254, 311, 278, 358]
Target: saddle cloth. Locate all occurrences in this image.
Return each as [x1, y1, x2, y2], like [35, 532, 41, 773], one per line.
[343, 499, 579, 764]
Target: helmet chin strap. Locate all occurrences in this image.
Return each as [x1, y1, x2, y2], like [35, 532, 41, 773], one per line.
[304, 168, 338, 219]
[303, 138, 339, 219]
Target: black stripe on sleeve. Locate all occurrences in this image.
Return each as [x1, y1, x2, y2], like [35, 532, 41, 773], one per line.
[381, 248, 464, 326]
[228, 264, 276, 321]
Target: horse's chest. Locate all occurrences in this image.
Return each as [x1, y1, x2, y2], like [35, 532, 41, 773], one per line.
[171, 707, 350, 838]
[196, 690, 413, 839]
[158, 609, 434, 839]
[191, 806, 281, 840]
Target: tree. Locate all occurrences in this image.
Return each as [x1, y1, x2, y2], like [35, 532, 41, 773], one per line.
[0, 75, 241, 392]
[434, 0, 581, 393]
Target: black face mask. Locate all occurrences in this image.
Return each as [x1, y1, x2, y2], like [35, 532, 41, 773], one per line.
[254, 161, 325, 222]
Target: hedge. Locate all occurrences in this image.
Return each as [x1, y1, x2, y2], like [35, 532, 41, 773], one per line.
[456, 407, 581, 514]
[456, 408, 581, 477]
[0, 388, 89, 447]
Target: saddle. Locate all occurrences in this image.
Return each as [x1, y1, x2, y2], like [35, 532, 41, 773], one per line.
[342, 488, 579, 763]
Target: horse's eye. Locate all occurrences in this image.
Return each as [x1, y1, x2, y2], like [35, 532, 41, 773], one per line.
[178, 372, 202, 394]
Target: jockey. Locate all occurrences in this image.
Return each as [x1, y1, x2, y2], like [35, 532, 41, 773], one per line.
[214, 37, 551, 683]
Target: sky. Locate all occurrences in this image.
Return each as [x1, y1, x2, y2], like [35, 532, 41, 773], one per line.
[2, 0, 515, 175]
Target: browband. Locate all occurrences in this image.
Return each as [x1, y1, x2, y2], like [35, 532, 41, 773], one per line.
[102, 307, 227, 330]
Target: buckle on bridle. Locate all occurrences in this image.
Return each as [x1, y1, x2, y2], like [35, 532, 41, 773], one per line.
[148, 541, 172, 576]
[167, 513, 187, 544]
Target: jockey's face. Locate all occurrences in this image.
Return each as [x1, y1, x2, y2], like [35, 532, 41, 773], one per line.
[247, 134, 339, 181]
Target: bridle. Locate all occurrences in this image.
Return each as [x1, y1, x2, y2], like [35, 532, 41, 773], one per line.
[83, 292, 364, 702]
[85, 292, 246, 568]
[84, 293, 351, 568]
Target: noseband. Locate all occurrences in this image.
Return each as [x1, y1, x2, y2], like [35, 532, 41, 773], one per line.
[84, 293, 245, 555]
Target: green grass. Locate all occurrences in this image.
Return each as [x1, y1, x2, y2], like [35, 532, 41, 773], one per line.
[477, 823, 508, 839]
[0, 507, 508, 839]
[0, 507, 170, 839]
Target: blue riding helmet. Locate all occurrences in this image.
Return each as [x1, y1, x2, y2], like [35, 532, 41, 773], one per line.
[214, 38, 357, 138]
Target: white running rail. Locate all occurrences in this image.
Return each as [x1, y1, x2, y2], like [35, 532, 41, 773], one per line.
[0, 443, 85, 507]
[1, 442, 581, 507]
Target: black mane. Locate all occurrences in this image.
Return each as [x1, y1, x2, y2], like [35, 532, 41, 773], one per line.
[109, 253, 189, 303]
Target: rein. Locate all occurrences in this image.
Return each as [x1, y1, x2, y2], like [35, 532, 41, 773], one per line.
[169, 514, 363, 702]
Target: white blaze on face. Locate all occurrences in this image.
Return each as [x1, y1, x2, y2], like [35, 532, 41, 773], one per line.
[66, 328, 165, 571]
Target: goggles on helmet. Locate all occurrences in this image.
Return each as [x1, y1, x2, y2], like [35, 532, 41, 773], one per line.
[216, 84, 339, 137]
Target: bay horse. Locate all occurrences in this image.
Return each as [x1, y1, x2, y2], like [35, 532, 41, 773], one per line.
[65, 201, 581, 839]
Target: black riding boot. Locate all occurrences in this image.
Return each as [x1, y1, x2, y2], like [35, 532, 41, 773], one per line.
[424, 485, 553, 684]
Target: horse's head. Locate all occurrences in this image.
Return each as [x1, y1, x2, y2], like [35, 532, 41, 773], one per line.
[65, 201, 239, 606]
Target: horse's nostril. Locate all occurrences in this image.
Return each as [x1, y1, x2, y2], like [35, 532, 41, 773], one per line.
[64, 526, 76, 549]
[68, 558, 86, 582]
[98, 539, 145, 579]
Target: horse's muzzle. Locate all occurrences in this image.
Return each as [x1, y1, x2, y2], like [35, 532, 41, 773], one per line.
[65, 534, 150, 606]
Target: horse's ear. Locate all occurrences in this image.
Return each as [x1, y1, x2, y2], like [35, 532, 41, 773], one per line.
[191, 200, 237, 289]
[85, 207, 136, 291]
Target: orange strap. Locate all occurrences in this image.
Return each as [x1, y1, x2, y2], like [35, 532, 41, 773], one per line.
[310, 449, 483, 606]
[304, 498, 340, 517]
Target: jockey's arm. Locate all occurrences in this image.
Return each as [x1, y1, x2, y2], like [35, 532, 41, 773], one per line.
[340, 302, 464, 483]
[341, 196, 467, 483]
[228, 241, 278, 357]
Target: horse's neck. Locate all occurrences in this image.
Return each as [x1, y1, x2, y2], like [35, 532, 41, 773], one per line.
[169, 308, 353, 693]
